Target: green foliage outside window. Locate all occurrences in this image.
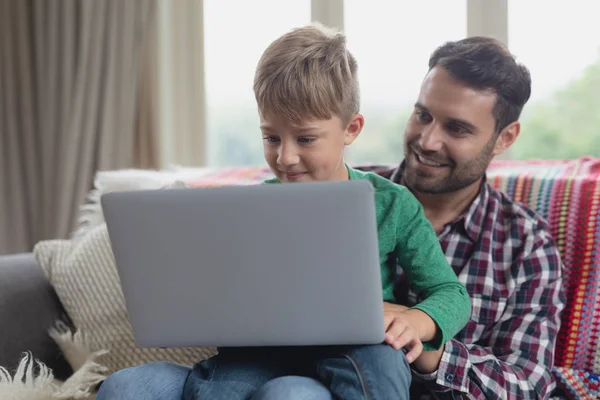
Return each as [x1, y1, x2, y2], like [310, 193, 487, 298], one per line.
[209, 56, 600, 166]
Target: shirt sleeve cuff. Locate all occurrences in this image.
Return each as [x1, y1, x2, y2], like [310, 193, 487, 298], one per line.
[411, 367, 438, 381]
[418, 339, 471, 393]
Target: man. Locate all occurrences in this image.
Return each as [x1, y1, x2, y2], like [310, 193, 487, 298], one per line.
[364, 36, 566, 399]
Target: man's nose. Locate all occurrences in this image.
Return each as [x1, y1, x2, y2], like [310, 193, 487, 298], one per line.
[419, 123, 444, 152]
[277, 143, 300, 167]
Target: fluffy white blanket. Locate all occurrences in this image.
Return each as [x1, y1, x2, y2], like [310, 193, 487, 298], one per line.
[0, 322, 108, 400]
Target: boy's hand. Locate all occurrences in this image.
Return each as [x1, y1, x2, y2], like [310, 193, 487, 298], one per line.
[412, 346, 445, 374]
[383, 302, 437, 364]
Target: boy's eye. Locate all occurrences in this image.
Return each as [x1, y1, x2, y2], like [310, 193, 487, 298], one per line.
[263, 136, 280, 143]
[298, 137, 316, 144]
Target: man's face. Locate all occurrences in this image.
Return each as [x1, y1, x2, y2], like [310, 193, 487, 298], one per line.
[260, 113, 363, 183]
[403, 66, 500, 194]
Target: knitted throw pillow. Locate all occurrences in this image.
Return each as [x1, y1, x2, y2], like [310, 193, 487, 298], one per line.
[33, 223, 216, 375]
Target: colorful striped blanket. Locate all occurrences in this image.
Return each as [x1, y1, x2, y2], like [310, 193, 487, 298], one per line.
[190, 157, 600, 399]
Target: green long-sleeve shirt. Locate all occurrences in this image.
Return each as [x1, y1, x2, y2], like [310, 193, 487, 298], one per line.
[264, 165, 471, 349]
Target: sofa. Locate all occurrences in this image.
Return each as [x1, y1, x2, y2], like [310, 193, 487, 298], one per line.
[1, 158, 599, 399]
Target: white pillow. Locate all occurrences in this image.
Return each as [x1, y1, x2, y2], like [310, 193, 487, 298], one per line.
[34, 224, 216, 375]
[72, 168, 213, 239]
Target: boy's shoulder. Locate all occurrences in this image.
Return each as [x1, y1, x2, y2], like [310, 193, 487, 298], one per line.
[262, 167, 411, 200]
[349, 166, 421, 214]
[262, 177, 279, 184]
[348, 166, 409, 194]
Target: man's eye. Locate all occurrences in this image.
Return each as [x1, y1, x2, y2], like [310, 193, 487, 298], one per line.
[416, 110, 432, 123]
[448, 124, 469, 135]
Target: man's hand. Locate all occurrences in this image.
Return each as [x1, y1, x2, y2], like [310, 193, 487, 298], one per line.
[383, 302, 437, 363]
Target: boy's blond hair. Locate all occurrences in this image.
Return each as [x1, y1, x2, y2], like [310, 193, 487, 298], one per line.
[253, 23, 360, 125]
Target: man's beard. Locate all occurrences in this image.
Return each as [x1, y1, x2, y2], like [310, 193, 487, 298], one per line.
[403, 136, 496, 195]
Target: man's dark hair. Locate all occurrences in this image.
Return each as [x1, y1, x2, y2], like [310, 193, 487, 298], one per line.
[428, 36, 532, 134]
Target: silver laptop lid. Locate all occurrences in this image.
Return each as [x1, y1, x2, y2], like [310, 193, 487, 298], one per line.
[101, 180, 385, 348]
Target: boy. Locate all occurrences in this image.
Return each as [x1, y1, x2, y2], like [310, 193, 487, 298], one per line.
[182, 23, 471, 400]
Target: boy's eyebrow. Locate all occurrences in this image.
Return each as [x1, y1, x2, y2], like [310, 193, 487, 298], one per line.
[414, 102, 477, 132]
[259, 125, 278, 133]
[294, 126, 321, 133]
[259, 125, 321, 134]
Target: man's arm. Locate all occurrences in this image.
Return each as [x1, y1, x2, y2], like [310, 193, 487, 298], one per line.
[414, 237, 566, 400]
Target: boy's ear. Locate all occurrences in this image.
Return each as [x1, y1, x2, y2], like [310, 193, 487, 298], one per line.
[344, 114, 364, 145]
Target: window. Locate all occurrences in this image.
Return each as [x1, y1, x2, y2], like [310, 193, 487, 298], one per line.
[196, 0, 599, 167]
[508, 0, 600, 159]
[343, 0, 467, 164]
[204, 0, 311, 166]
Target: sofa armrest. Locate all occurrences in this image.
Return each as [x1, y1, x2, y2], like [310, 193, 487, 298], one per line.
[0, 253, 73, 380]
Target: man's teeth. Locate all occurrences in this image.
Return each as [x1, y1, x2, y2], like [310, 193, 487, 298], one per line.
[418, 155, 443, 167]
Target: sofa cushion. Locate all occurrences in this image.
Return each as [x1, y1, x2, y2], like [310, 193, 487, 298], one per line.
[0, 253, 73, 381]
[72, 167, 215, 239]
[486, 157, 600, 375]
[33, 224, 216, 375]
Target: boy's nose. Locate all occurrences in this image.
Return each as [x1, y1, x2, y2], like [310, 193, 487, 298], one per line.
[277, 146, 300, 167]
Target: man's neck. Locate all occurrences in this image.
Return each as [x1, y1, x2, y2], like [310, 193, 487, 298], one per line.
[411, 180, 482, 234]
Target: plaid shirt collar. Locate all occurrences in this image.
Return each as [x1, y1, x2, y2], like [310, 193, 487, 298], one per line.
[390, 161, 488, 243]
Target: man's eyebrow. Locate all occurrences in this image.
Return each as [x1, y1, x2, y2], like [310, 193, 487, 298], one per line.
[448, 118, 477, 132]
[414, 102, 428, 111]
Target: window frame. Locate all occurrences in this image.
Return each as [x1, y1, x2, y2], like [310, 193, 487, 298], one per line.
[157, 0, 508, 167]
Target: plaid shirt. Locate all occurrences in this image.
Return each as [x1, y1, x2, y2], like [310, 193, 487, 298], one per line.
[360, 163, 566, 400]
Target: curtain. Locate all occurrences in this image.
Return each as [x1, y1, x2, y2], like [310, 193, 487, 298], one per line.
[0, 0, 158, 255]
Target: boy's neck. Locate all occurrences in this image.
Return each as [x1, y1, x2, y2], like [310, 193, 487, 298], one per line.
[333, 162, 350, 181]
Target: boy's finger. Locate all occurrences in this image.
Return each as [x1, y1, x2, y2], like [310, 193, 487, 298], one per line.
[385, 321, 406, 345]
[383, 315, 395, 330]
[385, 319, 406, 340]
[404, 340, 423, 364]
[393, 330, 413, 350]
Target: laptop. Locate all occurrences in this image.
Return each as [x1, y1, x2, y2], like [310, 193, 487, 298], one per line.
[101, 179, 385, 348]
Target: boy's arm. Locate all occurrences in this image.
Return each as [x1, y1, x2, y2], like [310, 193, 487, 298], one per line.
[393, 190, 471, 350]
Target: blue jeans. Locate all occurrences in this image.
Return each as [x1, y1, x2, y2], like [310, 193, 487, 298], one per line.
[96, 361, 331, 400]
[97, 361, 190, 399]
[183, 344, 411, 400]
[97, 344, 411, 399]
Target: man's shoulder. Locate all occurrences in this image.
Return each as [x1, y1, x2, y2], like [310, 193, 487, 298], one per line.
[486, 183, 549, 228]
[484, 183, 558, 256]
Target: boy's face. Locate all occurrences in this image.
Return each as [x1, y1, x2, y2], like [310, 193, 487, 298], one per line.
[260, 113, 364, 183]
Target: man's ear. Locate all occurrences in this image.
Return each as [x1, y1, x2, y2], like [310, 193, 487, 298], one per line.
[493, 121, 520, 156]
[344, 114, 364, 145]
